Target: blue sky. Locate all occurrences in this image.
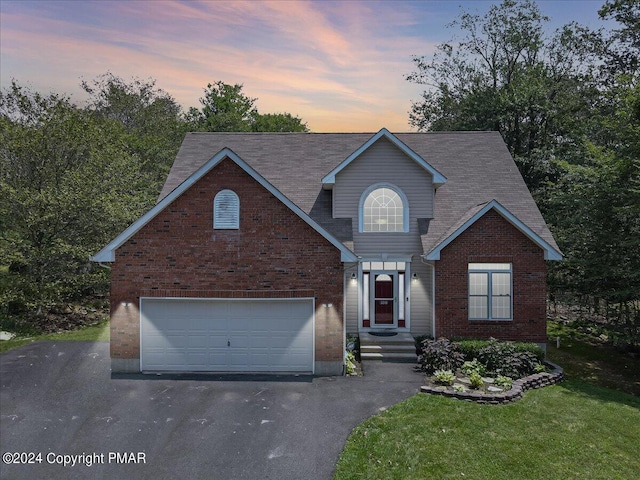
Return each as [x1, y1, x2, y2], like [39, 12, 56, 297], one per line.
[0, 0, 607, 131]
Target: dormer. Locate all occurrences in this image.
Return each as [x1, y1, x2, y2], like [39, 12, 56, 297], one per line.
[324, 129, 446, 227]
[321, 128, 447, 190]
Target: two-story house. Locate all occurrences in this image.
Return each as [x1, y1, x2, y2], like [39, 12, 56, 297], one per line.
[92, 128, 561, 375]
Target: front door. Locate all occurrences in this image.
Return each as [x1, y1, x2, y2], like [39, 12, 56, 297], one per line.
[372, 272, 397, 327]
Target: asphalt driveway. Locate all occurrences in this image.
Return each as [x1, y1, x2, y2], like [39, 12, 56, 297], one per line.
[0, 341, 423, 480]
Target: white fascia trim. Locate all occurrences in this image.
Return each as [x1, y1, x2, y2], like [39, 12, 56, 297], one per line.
[92, 148, 357, 263]
[424, 200, 563, 261]
[321, 128, 447, 187]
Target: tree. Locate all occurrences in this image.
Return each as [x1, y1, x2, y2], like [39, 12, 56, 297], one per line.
[82, 73, 187, 189]
[187, 81, 258, 132]
[407, 0, 640, 345]
[0, 81, 149, 320]
[252, 112, 308, 132]
[407, 0, 550, 132]
[187, 81, 310, 132]
[598, 0, 640, 79]
[406, 0, 596, 190]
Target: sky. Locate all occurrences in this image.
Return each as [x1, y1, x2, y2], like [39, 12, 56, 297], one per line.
[1, 0, 608, 132]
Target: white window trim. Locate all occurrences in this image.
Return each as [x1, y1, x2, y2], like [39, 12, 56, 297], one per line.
[358, 183, 409, 233]
[360, 260, 411, 330]
[468, 263, 513, 321]
[214, 189, 240, 229]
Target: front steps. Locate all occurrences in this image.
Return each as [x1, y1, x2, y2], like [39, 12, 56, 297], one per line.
[359, 332, 417, 362]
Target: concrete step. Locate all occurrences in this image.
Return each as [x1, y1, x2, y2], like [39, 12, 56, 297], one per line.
[359, 331, 417, 362]
[360, 352, 418, 362]
[360, 344, 416, 354]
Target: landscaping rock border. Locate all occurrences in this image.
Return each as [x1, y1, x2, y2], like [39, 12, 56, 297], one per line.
[420, 361, 564, 404]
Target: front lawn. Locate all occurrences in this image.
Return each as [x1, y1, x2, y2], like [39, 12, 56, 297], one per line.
[334, 379, 639, 479]
[546, 320, 640, 396]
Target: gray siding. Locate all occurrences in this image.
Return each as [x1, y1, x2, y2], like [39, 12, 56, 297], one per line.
[410, 260, 433, 336]
[332, 137, 434, 256]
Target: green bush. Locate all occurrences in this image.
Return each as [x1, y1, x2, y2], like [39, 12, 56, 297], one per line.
[414, 335, 432, 354]
[433, 369, 456, 386]
[461, 359, 486, 376]
[454, 339, 490, 360]
[478, 338, 541, 378]
[345, 351, 356, 375]
[512, 341, 545, 363]
[495, 375, 513, 390]
[469, 371, 484, 389]
[534, 363, 548, 373]
[453, 338, 544, 363]
[420, 338, 545, 378]
[417, 338, 464, 374]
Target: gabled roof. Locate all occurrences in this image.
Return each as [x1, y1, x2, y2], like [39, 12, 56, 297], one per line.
[123, 130, 560, 261]
[321, 128, 447, 187]
[424, 200, 563, 261]
[91, 148, 358, 263]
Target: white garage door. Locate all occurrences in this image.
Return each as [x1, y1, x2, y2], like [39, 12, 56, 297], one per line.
[140, 298, 314, 373]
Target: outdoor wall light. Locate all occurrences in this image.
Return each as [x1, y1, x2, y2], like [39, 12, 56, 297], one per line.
[350, 272, 357, 280]
[121, 301, 131, 308]
[322, 303, 333, 308]
[412, 273, 419, 280]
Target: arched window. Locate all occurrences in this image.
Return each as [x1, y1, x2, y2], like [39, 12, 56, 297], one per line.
[360, 184, 408, 232]
[214, 190, 240, 229]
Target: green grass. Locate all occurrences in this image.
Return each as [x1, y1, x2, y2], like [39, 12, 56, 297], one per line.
[0, 320, 109, 353]
[334, 380, 640, 480]
[547, 320, 640, 396]
[336, 319, 640, 479]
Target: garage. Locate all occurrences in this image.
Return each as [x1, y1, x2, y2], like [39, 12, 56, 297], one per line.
[140, 298, 314, 373]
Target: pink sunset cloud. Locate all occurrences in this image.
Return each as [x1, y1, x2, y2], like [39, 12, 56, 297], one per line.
[1, 0, 439, 131]
[4, 1, 603, 132]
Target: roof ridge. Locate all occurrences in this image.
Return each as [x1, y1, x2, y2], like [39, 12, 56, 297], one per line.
[184, 131, 500, 135]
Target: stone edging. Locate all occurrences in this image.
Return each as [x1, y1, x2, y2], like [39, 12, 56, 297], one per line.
[420, 361, 564, 404]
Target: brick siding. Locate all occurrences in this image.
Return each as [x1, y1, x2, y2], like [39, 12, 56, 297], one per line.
[435, 210, 547, 343]
[110, 157, 344, 364]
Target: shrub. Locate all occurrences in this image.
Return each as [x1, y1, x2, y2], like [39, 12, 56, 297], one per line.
[454, 339, 490, 361]
[417, 338, 464, 374]
[495, 375, 513, 390]
[461, 359, 486, 376]
[478, 338, 541, 378]
[534, 363, 547, 373]
[512, 341, 545, 363]
[453, 338, 544, 363]
[433, 369, 456, 386]
[414, 335, 432, 354]
[469, 371, 484, 389]
[345, 351, 356, 375]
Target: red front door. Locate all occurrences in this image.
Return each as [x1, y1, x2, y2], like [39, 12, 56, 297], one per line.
[373, 273, 395, 326]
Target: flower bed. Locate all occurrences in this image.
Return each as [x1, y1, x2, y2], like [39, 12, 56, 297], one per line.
[421, 361, 564, 404]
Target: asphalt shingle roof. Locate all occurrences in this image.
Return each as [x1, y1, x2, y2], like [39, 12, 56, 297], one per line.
[160, 131, 560, 256]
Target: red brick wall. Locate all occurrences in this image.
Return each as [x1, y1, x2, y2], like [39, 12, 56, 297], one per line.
[435, 210, 547, 343]
[110, 157, 344, 363]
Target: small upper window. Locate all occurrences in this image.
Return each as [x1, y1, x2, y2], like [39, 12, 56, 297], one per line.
[214, 190, 239, 229]
[361, 185, 408, 232]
